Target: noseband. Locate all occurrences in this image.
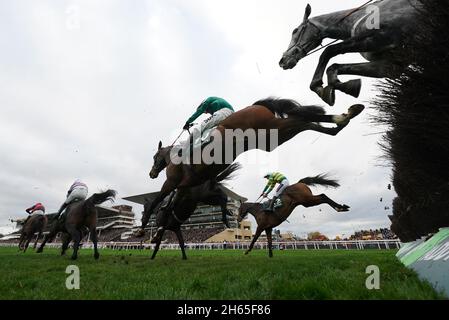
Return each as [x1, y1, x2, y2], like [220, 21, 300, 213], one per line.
[286, 20, 322, 56]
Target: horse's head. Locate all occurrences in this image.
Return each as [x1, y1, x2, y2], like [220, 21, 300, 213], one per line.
[279, 4, 322, 70]
[237, 202, 251, 223]
[149, 141, 171, 179]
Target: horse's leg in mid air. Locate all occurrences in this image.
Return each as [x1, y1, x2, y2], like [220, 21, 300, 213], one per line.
[66, 225, 82, 260]
[245, 227, 263, 256]
[175, 229, 188, 260]
[150, 229, 166, 260]
[310, 34, 392, 105]
[33, 231, 42, 249]
[266, 228, 274, 258]
[326, 59, 404, 99]
[304, 194, 350, 212]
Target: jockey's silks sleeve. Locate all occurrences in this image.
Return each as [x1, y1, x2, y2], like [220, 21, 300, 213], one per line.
[263, 173, 287, 194]
[186, 97, 234, 124]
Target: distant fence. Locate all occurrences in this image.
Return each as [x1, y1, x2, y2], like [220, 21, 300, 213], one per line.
[0, 240, 401, 251]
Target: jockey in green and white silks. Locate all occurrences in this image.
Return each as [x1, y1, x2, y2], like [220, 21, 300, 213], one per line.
[182, 97, 234, 148]
[260, 172, 290, 212]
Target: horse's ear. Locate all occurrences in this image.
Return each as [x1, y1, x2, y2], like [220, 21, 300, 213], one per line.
[303, 4, 312, 22]
[158, 141, 162, 150]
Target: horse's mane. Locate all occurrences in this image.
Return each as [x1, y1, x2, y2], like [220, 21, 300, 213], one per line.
[254, 97, 325, 119]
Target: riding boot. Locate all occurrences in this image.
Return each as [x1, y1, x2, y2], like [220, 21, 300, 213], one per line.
[267, 197, 278, 213]
[55, 203, 67, 220]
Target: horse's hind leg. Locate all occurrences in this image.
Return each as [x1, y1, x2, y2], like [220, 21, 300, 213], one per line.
[151, 230, 165, 260]
[23, 236, 32, 253]
[305, 194, 350, 212]
[175, 229, 187, 260]
[33, 232, 42, 250]
[67, 225, 81, 260]
[90, 228, 100, 260]
[61, 233, 72, 256]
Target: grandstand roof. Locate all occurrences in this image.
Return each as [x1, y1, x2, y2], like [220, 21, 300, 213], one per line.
[123, 186, 247, 205]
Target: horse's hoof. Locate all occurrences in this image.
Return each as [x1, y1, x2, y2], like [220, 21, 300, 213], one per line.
[71, 256, 78, 261]
[36, 248, 43, 253]
[338, 79, 362, 98]
[244, 251, 249, 255]
[94, 254, 100, 260]
[321, 86, 336, 106]
[347, 104, 365, 120]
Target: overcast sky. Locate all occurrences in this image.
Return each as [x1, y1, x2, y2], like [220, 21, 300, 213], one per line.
[0, 0, 395, 238]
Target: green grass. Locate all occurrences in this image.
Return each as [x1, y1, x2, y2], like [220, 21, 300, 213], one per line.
[0, 247, 445, 300]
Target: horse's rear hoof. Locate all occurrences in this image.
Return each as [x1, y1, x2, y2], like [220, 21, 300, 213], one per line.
[321, 86, 336, 106]
[94, 253, 100, 260]
[71, 256, 78, 261]
[347, 104, 365, 119]
[36, 248, 43, 254]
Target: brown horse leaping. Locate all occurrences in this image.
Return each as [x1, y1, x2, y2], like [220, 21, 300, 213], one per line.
[237, 174, 349, 258]
[18, 214, 48, 253]
[144, 98, 364, 234]
[37, 190, 116, 260]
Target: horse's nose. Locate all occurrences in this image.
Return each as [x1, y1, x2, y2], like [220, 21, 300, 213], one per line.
[279, 57, 285, 66]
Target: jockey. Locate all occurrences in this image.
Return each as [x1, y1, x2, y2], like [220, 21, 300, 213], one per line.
[260, 172, 290, 212]
[26, 203, 46, 215]
[24, 203, 46, 224]
[55, 179, 88, 219]
[182, 97, 234, 147]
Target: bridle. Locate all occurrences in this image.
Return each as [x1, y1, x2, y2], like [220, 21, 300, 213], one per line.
[286, 20, 323, 57]
[285, 0, 375, 60]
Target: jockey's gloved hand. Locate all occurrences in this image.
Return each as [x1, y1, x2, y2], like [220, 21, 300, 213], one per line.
[183, 123, 191, 130]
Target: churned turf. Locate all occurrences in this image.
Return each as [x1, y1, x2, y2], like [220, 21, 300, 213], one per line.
[0, 247, 444, 300]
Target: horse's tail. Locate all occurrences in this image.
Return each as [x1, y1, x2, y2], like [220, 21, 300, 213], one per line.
[84, 190, 117, 210]
[299, 174, 340, 188]
[254, 97, 325, 120]
[215, 163, 242, 183]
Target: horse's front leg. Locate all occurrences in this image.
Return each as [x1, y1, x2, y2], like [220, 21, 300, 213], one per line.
[33, 232, 42, 250]
[150, 230, 165, 260]
[175, 229, 188, 260]
[136, 181, 176, 238]
[310, 35, 386, 105]
[245, 228, 263, 256]
[326, 60, 402, 100]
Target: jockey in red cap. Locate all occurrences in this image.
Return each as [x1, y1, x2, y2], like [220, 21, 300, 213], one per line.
[23, 203, 46, 224]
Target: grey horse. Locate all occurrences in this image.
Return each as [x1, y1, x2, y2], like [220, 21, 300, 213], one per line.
[279, 0, 422, 106]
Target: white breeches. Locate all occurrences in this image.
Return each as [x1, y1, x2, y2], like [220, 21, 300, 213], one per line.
[65, 187, 88, 204]
[275, 179, 290, 197]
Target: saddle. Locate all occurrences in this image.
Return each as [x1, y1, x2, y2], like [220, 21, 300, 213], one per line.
[262, 198, 284, 211]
